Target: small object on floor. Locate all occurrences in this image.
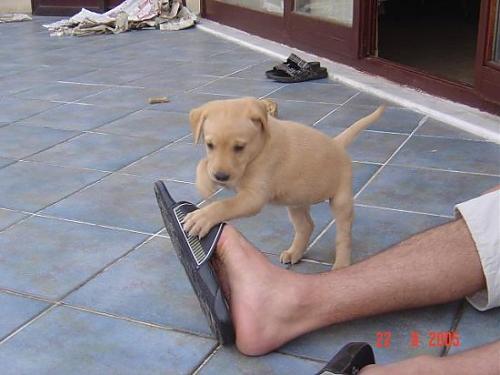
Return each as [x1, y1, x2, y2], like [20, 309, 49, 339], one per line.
[154, 181, 235, 345]
[266, 53, 328, 83]
[315, 342, 375, 375]
[259, 98, 278, 117]
[148, 96, 170, 104]
[0, 13, 32, 23]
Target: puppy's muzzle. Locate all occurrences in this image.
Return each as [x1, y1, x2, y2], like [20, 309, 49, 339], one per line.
[214, 172, 230, 182]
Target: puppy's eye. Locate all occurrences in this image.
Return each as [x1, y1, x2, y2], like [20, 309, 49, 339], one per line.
[233, 144, 245, 152]
[206, 142, 214, 150]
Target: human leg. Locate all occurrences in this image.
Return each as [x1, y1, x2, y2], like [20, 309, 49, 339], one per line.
[214, 216, 485, 355]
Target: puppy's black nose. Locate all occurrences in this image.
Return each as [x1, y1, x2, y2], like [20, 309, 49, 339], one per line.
[214, 172, 230, 182]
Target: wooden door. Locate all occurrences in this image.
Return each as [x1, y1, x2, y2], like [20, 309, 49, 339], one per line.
[203, 0, 361, 61]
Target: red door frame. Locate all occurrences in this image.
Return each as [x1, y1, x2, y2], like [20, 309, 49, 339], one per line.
[475, 0, 500, 104]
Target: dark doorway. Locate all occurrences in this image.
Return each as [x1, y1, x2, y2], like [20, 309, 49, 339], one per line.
[377, 0, 481, 85]
[32, 0, 125, 16]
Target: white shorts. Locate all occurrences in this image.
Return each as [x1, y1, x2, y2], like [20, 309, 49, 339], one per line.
[455, 190, 500, 311]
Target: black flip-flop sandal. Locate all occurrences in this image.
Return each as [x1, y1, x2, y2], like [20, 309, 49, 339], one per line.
[265, 62, 328, 83]
[315, 342, 375, 374]
[154, 180, 235, 344]
[266, 53, 327, 82]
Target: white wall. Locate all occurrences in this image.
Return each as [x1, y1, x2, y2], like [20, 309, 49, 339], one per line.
[0, 0, 32, 13]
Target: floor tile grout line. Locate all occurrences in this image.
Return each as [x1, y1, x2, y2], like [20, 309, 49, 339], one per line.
[33, 212, 169, 238]
[13, 105, 148, 139]
[12, 158, 128, 178]
[191, 344, 221, 374]
[109, 133, 193, 172]
[294, 257, 333, 267]
[0, 169, 114, 235]
[360, 128, 413, 136]
[312, 91, 361, 127]
[54, 228, 164, 304]
[0, 304, 59, 345]
[0, 205, 170, 239]
[12, 81, 113, 106]
[261, 95, 385, 106]
[2, 99, 67, 124]
[25, 39, 130, 60]
[409, 132, 493, 143]
[184, 63, 264, 95]
[0, 159, 17, 171]
[0, 146, 209, 237]
[0, 212, 37, 235]
[60, 303, 215, 341]
[0, 294, 215, 348]
[258, 83, 289, 99]
[352, 115, 429, 200]
[275, 350, 328, 365]
[62, 83, 124, 105]
[386, 163, 500, 178]
[13, 131, 89, 161]
[352, 160, 383, 166]
[306, 218, 337, 251]
[0, 288, 58, 304]
[7, 132, 193, 227]
[72, 105, 150, 132]
[353, 203, 455, 219]
[20, 170, 112, 214]
[307, 115, 428, 249]
[56, 80, 145, 90]
[13, 158, 198, 184]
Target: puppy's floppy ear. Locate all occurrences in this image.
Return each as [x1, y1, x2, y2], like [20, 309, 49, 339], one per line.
[248, 98, 269, 135]
[189, 105, 206, 143]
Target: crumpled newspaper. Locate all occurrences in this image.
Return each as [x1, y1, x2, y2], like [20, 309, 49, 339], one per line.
[0, 13, 32, 23]
[43, 0, 197, 36]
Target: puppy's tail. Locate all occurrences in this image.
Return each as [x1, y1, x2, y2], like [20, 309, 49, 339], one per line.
[334, 105, 386, 148]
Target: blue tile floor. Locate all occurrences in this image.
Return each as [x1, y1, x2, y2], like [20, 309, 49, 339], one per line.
[0, 16, 499, 374]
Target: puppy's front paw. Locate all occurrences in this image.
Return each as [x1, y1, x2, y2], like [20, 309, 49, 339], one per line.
[183, 207, 216, 238]
[279, 248, 304, 265]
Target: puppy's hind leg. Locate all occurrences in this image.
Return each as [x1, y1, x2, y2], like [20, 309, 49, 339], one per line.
[196, 158, 217, 199]
[280, 206, 314, 264]
[329, 186, 354, 270]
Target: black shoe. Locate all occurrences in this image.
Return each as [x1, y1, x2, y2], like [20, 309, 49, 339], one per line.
[266, 53, 328, 83]
[316, 342, 375, 374]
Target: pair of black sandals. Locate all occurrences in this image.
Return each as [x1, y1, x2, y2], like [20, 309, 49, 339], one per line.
[154, 181, 375, 374]
[265, 53, 328, 83]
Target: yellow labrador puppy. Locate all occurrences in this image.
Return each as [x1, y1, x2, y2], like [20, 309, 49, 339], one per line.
[183, 97, 385, 269]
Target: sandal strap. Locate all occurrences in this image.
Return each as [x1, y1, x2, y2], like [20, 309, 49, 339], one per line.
[274, 62, 302, 76]
[287, 53, 311, 70]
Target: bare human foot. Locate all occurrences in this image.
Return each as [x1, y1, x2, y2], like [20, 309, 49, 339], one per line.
[211, 225, 317, 356]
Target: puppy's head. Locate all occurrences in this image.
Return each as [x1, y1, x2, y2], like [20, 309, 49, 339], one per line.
[189, 97, 269, 186]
